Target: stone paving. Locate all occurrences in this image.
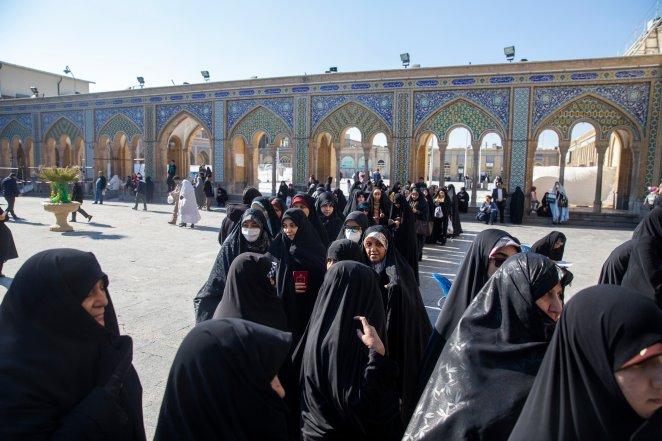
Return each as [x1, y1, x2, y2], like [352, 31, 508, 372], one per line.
[0, 196, 633, 438]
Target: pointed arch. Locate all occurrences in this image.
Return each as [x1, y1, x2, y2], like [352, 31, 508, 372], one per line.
[98, 113, 142, 141]
[415, 98, 505, 142]
[313, 101, 391, 143]
[229, 106, 291, 145]
[43, 117, 83, 143]
[537, 93, 642, 141]
[0, 119, 31, 141]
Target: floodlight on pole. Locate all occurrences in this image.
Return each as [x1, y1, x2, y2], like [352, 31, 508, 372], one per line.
[201, 70, 210, 82]
[30, 86, 38, 97]
[400, 53, 410, 68]
[63, 65, 77, 93]
[325, 67, 338, 73]
[137, 77, 145, 88]
[504, 46, 515, 62]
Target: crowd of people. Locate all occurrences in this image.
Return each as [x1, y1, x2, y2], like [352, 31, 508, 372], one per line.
[0, 172, 660, 440]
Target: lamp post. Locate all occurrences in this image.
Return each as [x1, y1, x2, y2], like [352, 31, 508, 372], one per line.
[63, 66, 76, 94]
[400, 53, 410, 68]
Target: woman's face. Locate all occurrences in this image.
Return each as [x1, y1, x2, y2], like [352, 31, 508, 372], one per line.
[535, 282, 563, 322]
[411, 191, 419, 200]
[282, 218, 298, 240]
[345, 220, 361, 229]
[357, 194, 366, 204]
[364, 237, 386, 263]
[615, 351, 662, 419]
[292, 203, 310, 217]
[272, 205, 283, 218]
[321, 203, 334, 217]
[487, 245, 519, 276]
[80, 279, 109, 326]
[326, 259, 336, 270]
[553, 239, 565, 250]
[373, 189, 382, 200]
[241, 218, 260, 229]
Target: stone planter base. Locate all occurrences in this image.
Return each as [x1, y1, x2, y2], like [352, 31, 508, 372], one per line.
[42, 202, 81, 232]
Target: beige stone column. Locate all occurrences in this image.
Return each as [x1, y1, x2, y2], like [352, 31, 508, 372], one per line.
[629, 141, 642, 210]
[362, 142, 371, 175]
[470, 140, 481, 206]
[593, 140, 608, 213]
[270, 144, 277, 195]
[558, 140, 570, 185]
[438, 140, 448, 184]
[335, 146, 342, 189]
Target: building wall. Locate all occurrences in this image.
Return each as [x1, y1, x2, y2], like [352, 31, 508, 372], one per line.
[0, 62, 91, 98]
[0, 54, 660, 213]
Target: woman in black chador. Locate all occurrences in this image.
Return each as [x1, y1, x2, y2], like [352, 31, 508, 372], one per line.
[621, 235, 662, 308]
[446, 184, 463, 237]
[366, 186, 391, 227]
[598, 239, 635, 285]
[0, 249, 146, 440]
[509, 186, 525, 224]
[632, 206, 662, 239]
[389, 192, 420, 283]
[326, 238, 365, 267]
[291, 193, 330, 247]
[252, 196, 282, 238]
[418, 229, 521, 391]
[343, 188, 368, 217]
[212, 252, 287, 331]
[268, 208, 326, 343]
[219, 186, 262, 244]
[300, 261, 403, 440]
[155, 318, 292, 441]
[0, 206, 18, 277]
[407, 253, 568, 440]
[509, 286, 662, 441]
[316, 191, 344, 242]
[362, 225, 432, 422]
[195, 208, 271, 323]
[530, 231, 566, 261]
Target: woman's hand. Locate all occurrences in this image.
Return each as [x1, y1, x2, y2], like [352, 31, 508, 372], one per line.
[355, 316, 385, 356]
[294, 282, 307, 294]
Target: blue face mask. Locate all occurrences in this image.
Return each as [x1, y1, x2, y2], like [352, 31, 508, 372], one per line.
[345, 228, 362, 243]
[242, 227, 261, 242]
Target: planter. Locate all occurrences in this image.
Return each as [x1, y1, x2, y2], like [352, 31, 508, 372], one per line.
[42, 202, 80, 232]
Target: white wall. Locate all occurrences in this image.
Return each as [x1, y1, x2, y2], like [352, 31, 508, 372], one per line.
[0, 63, 90, 98]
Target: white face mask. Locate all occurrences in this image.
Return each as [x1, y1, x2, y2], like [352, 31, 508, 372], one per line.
[242, 227, 261, 242]
[345, 228, 362, 243]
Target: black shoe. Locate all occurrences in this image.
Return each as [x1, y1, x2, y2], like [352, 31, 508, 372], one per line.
[179, 223, 186, 227]
[132, 207, 137, 210]
[87, 216, 93, 222]
[190, 224, 195, 229]
[143, 208, 147, 211]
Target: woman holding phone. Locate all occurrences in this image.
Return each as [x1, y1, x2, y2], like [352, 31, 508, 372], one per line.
[268, 208, 327, 438]
[268, 208, 326, 343]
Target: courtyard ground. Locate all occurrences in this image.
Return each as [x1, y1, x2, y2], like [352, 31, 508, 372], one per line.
[0, 196, 633, 437]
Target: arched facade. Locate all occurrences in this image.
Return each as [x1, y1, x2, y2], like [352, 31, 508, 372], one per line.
[0, 54, 660, 213]
[312, 101, 392, 185]
[529, 94, 644, 210]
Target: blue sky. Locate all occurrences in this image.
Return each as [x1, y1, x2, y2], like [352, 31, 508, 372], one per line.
[1, 0, 655, 92]
[0, 0, 656, 146]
